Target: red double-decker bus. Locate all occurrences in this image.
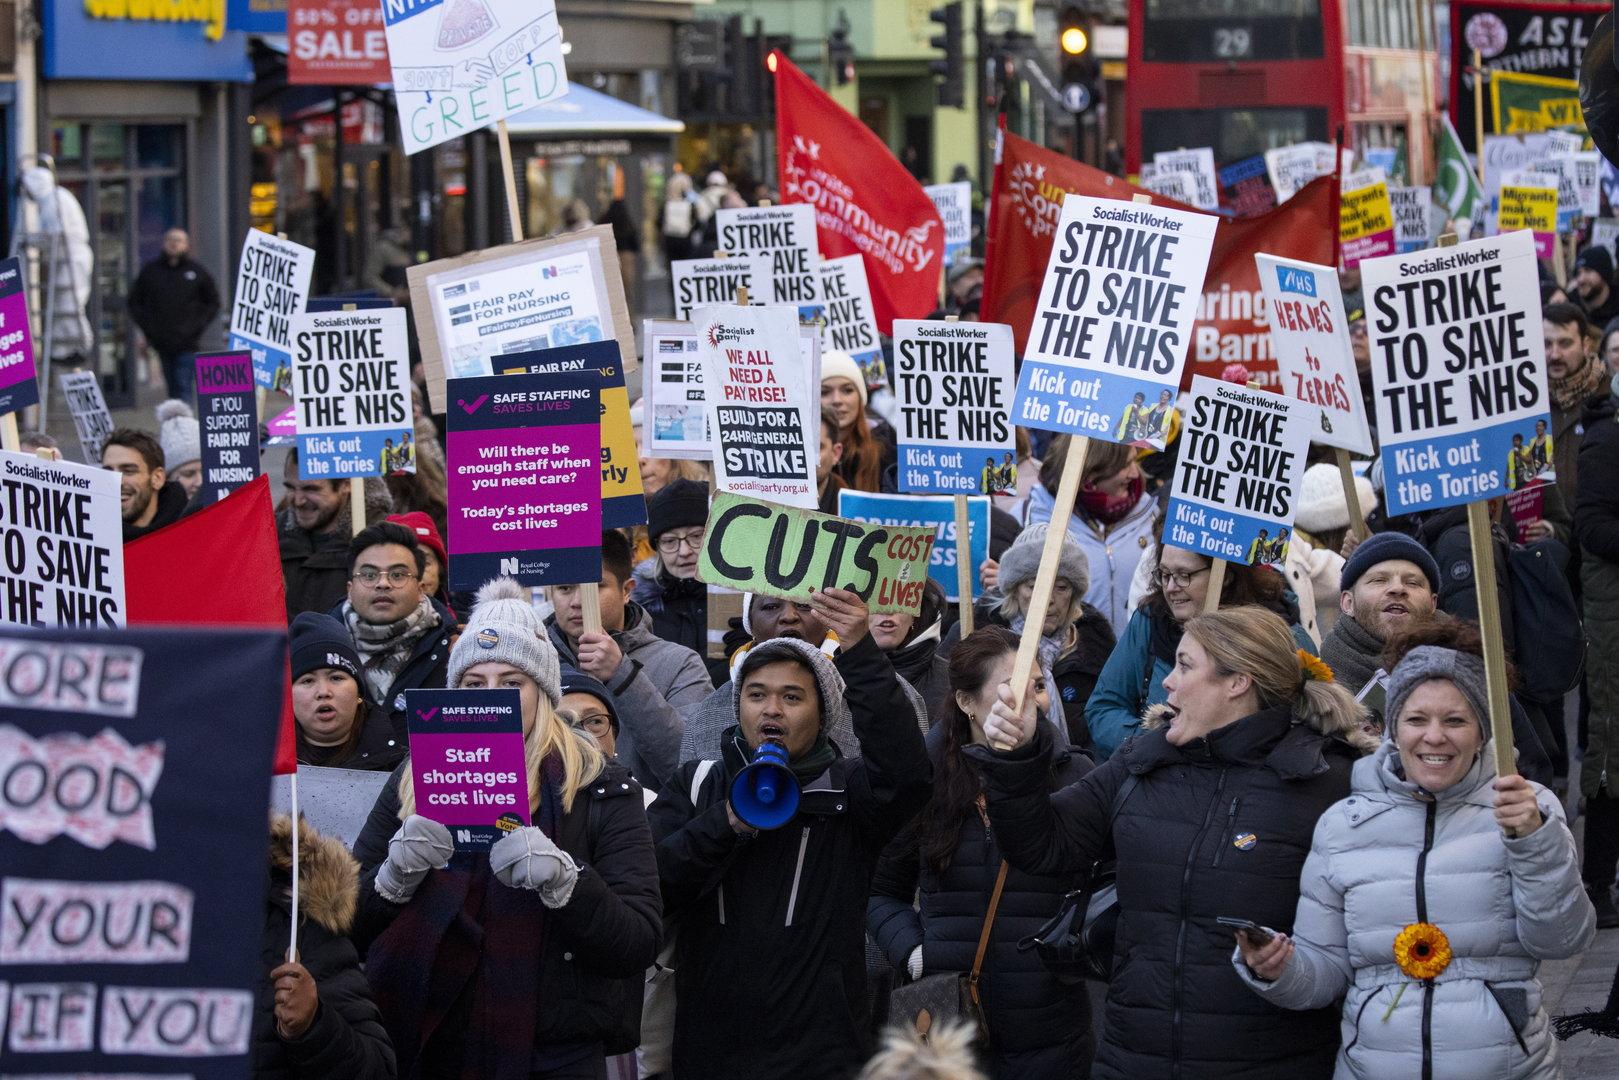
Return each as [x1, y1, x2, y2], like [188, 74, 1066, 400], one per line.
[1126, 0, 1434, 179]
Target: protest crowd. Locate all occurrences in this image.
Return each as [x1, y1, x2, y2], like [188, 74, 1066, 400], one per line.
[16, 9, 1619, 1080]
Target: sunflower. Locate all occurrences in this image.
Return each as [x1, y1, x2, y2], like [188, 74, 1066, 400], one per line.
[1393, 922, 1452, 981]
[1297, 650, 1335, 684]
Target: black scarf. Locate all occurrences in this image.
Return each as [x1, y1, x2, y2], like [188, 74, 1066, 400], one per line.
[1320, 613, 1384, 695]
[723, 725, 837, 787]
[1147, 604, 1182, 667]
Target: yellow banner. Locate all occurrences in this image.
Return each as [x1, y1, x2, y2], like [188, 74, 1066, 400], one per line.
[1498, 184, 1557, 234]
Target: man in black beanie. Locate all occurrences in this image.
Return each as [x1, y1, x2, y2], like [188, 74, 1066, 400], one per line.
[1575, 245, 1619, 327]
[632, 479, 713, 666]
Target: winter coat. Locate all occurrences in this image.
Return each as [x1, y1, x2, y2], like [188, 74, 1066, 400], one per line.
[255, 817, 395, 1080]
[545, 600, 709, 794]
[1024, 483, 1157, 638]
[649, 635, 933, 1080]
[1086, 606, 1316, 761]
[869, 724, 1094, 1078]
[297, 701, 407, 772]
[126, 252, 221, 355]
[887, 623, 952, 724]
[330, 598, 453, 740]
[968, 704, 1375, 1080]
[123, 480, 188, 542]
[1578, 394, 1619, 798]
[1234, 740, 1595, 1080]
[351, 760, 662, 1066]
[281, 518, 354, 621]
[631, 559, 707, 664]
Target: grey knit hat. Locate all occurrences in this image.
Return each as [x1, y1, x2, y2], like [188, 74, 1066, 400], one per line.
[732, 637, 851, 736]
[1384, 645, 1490, 741]
[447, 578, 562, 706]
[156, 399, 200, 470]
[997, 522, 1089, 597]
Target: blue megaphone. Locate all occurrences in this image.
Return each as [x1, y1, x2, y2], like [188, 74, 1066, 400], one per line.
[729, 741, 801, 830]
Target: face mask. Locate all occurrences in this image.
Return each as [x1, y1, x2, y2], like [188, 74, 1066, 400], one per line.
[1079, 475, 1144, 524]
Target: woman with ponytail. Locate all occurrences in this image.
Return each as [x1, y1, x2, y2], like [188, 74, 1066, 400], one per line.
[351, 578, 661, 1080]
[969, 606, 1377, 1080]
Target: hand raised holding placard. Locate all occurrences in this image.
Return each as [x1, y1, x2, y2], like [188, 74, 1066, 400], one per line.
[982, 678, 1039, 752]
[809, 587, 871, 647]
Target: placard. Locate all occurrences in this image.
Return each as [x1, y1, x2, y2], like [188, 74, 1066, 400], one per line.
[1574, 151, 1603, 218]
[819, 254, 887, 389]
[1152, 148, 1219, 211]
[714, 205, 823, 311]
[1013, 194, 1218, 447]
[1498, 170, 1558, 258]
[1361, 230, 1550, 515]
[694, 304, 819, 508]
[383, 0, 568, 156]
[0, 256, 39, 415]
[58, 371, 115, 465]
[924, 181, 973, 266]
[445, 368, 601, 588]
[892, 319, 1015, 494]
[406, 687, 529, 851]
[1164, 376, 1312, 569]
[1264, 142, 1337, 203]
[0, 623, 281, 1077]
[838, 489, 991, 603]
[227, 230, 316, 391]
[270, 766, 392, 850]
[1389, 186, 1434, 252]
[1255, 254, 1375, 455]
[194, 351, 261, 504]
[290, 307, 414, 479]
[1218, 154, 1278, 217]
[697, 491, 936, 615]
[671, 255, 767, 320]
[409, 226, 635, 413]
[1480, 133, 1562, 206]
[1340, 169, 1396, 269]
[497, 340, 646, 529]
[0, 450, 126, 627]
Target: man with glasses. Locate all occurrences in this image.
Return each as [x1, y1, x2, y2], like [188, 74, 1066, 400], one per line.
[336, 521, 453, 737]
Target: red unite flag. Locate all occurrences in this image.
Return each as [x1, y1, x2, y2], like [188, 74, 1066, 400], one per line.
[982, 129, 1339, 388]
[125, 475, 298, 774]
[773, 52, 946, 333]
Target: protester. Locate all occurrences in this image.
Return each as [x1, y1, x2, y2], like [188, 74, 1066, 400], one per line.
[858, 1022, 986, 1080]
[1602, 320, 1619, 376]
[869, 626, 1094, 1078]
[1233, 621, 1595, 1080]
[102, 427, 186, 540]
[291, 611, 405, 771]
[255, 815, 396, 1079]
[1087, 543, 1315, 759]
[1544, 302, 1608, 515]
[156, 399, 202, 501]
[1319, 532, 1440, 706]
[817, 413, 847, 514]
[661, 171, 709, 263]
[18, 430, 58, 455]
[386, 511, 454, 614]
[649, 587, 932, 1080]
[1574, 246, 1619, 328]
[281, 449, 377, 620]
[970, 606, 1375, 1079]
[871, 578, 953, 721]
[125, 226, 220, 400]
[1022, 436, 1154, 636]
[352, 579, 662, 1080]
[1576, 384, 1619, 927]
[632, 480, 711, 663]
[1292, 463, 1376, 638]
[546, 529, 710, 792]
[337, 521, 453, 735]
[559, 668, 620, 759]
[823, 350, 896, 493]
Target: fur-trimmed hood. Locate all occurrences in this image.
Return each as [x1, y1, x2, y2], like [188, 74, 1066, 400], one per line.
[268, 814, 359, 935]
[1138, 699, 1379, 756]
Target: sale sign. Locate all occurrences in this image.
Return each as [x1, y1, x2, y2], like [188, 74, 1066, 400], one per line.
[288, 0, 390, 85]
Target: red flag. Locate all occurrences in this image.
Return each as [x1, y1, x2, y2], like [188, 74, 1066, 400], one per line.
[773, 52, 945, 333]
[125, 475, 297, 774]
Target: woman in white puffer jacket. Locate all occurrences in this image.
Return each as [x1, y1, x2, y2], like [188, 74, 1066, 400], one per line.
[1231, 623, 1595, 1080]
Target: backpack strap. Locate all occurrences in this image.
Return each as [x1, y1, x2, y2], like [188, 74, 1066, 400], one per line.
[691, 758, 717, 805]
[967, 861, 1010, 1006]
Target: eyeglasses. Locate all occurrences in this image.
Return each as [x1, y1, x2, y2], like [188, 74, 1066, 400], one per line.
[1152, 566, 1211, 590]
[569, 712, 613, 734]
[657, 530, 704, 554]
[352, 567, 418, 586]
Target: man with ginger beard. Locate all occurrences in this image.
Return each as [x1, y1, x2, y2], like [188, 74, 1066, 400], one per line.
[279, 448, 357, 620]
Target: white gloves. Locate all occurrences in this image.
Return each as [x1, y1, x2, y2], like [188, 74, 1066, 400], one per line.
[907, 945, 924, 981]
[374, 815, 453, 903]
[490, 826, 580, 908]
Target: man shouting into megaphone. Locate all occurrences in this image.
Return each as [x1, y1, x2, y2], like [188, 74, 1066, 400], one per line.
[649, 587, 932, 1080]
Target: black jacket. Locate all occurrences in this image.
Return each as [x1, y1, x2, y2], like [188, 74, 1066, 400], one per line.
[648, 635, 932, 1080]
[633, 561, 708, 663]
[126, 253, 221, 355]
[869, 724, 1094, 1077]
[329, 598, 454, 739]
[123, 480, 188, 542]
[297, 701, 407, 772]
[887, 630, 951, 724]
[351, 760, 662, 1057]
[281, 517, 352, 620]
[967, 708, 1357, 1080]
[255, 818, 395, 1080]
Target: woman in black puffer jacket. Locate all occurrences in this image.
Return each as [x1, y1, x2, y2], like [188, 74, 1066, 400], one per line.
[869, 626, 1094, 1078]
[970, 606, 1378, 1080]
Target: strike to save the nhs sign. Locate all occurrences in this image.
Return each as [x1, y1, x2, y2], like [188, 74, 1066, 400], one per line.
[383, 0, 570, 155]
[1360, 230, 1550, 516]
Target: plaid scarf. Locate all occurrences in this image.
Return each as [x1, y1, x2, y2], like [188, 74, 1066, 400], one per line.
[367, 755, 565, 1080]
[346, 597, 439, 702]
[1550, 355, 1607, 413]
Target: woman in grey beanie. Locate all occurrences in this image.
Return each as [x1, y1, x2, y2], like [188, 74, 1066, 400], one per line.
[1235, 619, 1595, 1080]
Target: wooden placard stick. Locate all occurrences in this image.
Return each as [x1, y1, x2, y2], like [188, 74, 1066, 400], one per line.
[1336, 447, 1371, 541]
[0, 411, 18, 452]
[942, 314, 976, 635]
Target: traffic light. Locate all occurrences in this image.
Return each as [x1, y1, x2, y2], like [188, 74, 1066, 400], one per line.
[1059, 5, 1097, 114]
[929, 2, 965, 109]
[829, 17, 855, 85]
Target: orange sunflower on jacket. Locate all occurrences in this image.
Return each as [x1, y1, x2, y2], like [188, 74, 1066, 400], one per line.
[1393, 921, 1453, 981]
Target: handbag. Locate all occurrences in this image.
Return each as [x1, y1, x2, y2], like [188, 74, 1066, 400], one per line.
[886, 859, 1009, 1045]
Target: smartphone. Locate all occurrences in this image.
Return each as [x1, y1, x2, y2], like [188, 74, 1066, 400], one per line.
[1216, 916, 1277, 944]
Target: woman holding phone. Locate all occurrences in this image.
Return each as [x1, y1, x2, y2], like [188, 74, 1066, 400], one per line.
[970, 606, 1375, 1079]
[1233, 621, 1594, 1079]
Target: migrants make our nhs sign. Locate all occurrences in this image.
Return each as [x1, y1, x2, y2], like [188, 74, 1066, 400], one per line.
[383, 0, 570, 155]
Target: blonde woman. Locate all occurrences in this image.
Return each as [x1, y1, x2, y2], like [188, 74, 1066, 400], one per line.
[352, 579, 661, 1080]
[971, 606, 1376, 1080]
